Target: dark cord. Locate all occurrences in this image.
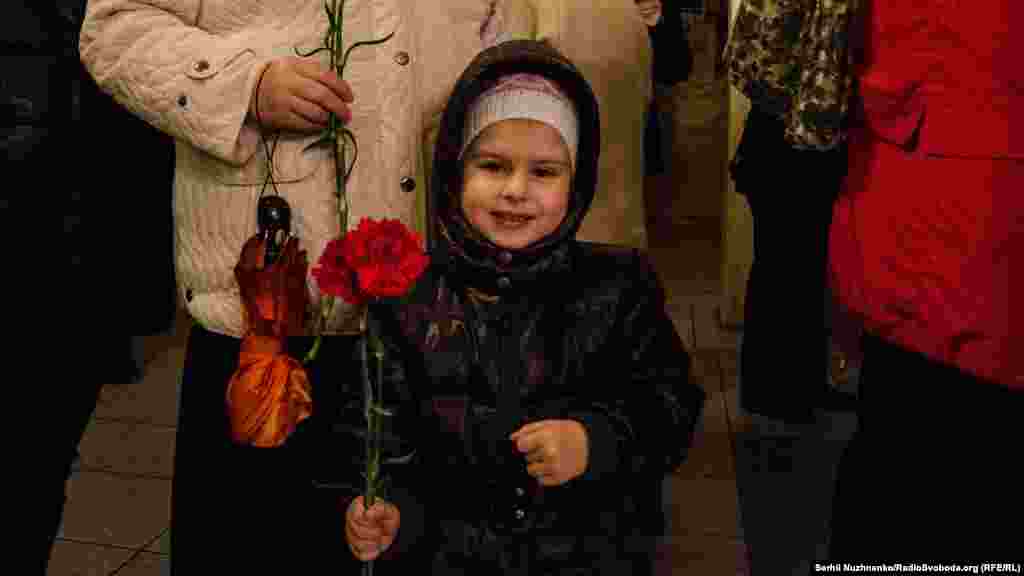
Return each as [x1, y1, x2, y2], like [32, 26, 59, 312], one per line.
[253, 62, 282, 199]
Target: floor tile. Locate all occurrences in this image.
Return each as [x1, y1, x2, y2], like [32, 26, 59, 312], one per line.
[114, 552, 169, 576]
[679, 394, 735, 481]
[691, 351, 724, 394]
[724, 384, 749, 434]
[646, 188, 723, 300]
[692, 296, 739, 350]
[658, 534, 747, 575]
[47, 540, 133, 576]
[78, 419, 176, 478]
[719, 350, 738, 391]
[667, 475, 740, 539]
[717, 352, 751, 434]
[652, 234, 722, 300]
[60, 470, 171, 550]
[146, 527, 171, 554]
[699, 386, 731, 436]
[94, 344, 183, 427]
[665, 301, 696, 351]
[677, 426, 734, 482]
[661, 274, 722, 302]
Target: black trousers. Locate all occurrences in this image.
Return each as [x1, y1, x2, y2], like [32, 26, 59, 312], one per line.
[170, 326, 366, 574]
[38, 371, 103, 572]
[40, 331, 136, 571]
[828, 333, 1024, 562]
[733, 108, 847, 423]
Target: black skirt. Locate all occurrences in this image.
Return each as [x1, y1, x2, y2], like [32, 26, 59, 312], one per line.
[170, 325, 365, 574]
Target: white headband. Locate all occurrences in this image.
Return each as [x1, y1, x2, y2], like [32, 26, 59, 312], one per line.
[459, 73, 578, 168]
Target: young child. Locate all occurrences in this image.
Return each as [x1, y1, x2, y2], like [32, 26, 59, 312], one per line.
[339, 39, 704, 575]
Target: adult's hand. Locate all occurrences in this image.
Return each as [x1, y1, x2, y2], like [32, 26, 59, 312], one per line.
[249, 57, 354, 133]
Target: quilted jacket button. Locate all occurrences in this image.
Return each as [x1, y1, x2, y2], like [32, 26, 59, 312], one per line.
[193, 59, 210, 73]
[177, 94, 188, 108]
[400, 176, 416, 193]
[185, 288, 194, 302]
[394, 51, 410, 66]
[497, 276, 510, 289]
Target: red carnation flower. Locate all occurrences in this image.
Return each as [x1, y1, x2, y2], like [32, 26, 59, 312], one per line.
[312, 218, 428, 305]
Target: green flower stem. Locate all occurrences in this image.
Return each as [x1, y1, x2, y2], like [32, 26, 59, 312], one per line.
[364, 308, 385, 511]
[335, 131, 347, 234]
[296, 4, 397, 571]
[297, 1, 393, 236]
[361, 317, 383, 576]
[303, 335, 323, 365]
[302, 296, 334, 364]
[330, 0, 348, 234]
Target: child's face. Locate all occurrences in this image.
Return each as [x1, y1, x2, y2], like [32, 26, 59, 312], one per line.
[460, 119, 572, 250]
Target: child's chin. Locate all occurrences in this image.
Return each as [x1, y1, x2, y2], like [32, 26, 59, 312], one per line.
[487, 234, 535, 251]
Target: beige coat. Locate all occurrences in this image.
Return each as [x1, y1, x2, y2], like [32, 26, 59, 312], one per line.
[81, 0, 537, 337]
[80, 0, 653, 338]
[535, 0, 654, 249]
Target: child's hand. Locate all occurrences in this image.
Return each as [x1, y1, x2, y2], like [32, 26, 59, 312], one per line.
[345, 496, 400, 561]
[510, 420, 589, 486]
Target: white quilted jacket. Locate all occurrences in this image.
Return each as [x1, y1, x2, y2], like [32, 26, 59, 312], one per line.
[80, 0, 654, 338]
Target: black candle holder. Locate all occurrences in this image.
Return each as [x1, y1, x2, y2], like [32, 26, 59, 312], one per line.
[257, 195, 291, 266]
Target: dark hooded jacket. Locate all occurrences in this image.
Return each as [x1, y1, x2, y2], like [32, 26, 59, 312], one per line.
[316, 39, 704, 575]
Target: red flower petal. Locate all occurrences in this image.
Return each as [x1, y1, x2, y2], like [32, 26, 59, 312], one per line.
[316, 218, 427, 302]
[312, 237, 365, 305]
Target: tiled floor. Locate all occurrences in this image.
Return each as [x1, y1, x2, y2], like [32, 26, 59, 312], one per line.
[52, 308, 754, 576]
[51, 322, 183, 576]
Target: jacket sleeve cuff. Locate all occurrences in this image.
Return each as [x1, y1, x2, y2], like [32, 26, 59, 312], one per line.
[568, 410, 622, 482]
[171, 46, 270, 165]
[81, 9, 270, 166]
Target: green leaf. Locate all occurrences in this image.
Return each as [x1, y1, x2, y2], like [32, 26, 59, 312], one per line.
[383, 450, 416, 465]
[340, 128, 358, 181]
[303, 133, 337, 153]
[294, 46, 330, 58]
[324, 0, 336, 27]
[302, 335, 324, 365]
[340, 31, 395, 73]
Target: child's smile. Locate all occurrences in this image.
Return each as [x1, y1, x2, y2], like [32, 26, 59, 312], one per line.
[490, 211, 535, 227]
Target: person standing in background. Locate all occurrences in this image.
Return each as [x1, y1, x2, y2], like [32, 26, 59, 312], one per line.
[531, 0, 657, 248]
[79, 1, 536, 572]
[641, 0, 693, 179]
[13, 0, 178, 569]
[726, 0, 858, 426]
[827, 0, 1023, 562]
[7, 2, 93, 569]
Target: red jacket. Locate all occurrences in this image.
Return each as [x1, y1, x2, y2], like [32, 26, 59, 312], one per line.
[829, 1, 1024, 388]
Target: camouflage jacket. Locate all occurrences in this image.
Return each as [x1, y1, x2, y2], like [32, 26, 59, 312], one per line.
[724, 0, 859, 149]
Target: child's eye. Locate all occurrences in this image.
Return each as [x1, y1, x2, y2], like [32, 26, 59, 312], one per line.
[478, 161, 503, 172]
[533, 168, 558, 178]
